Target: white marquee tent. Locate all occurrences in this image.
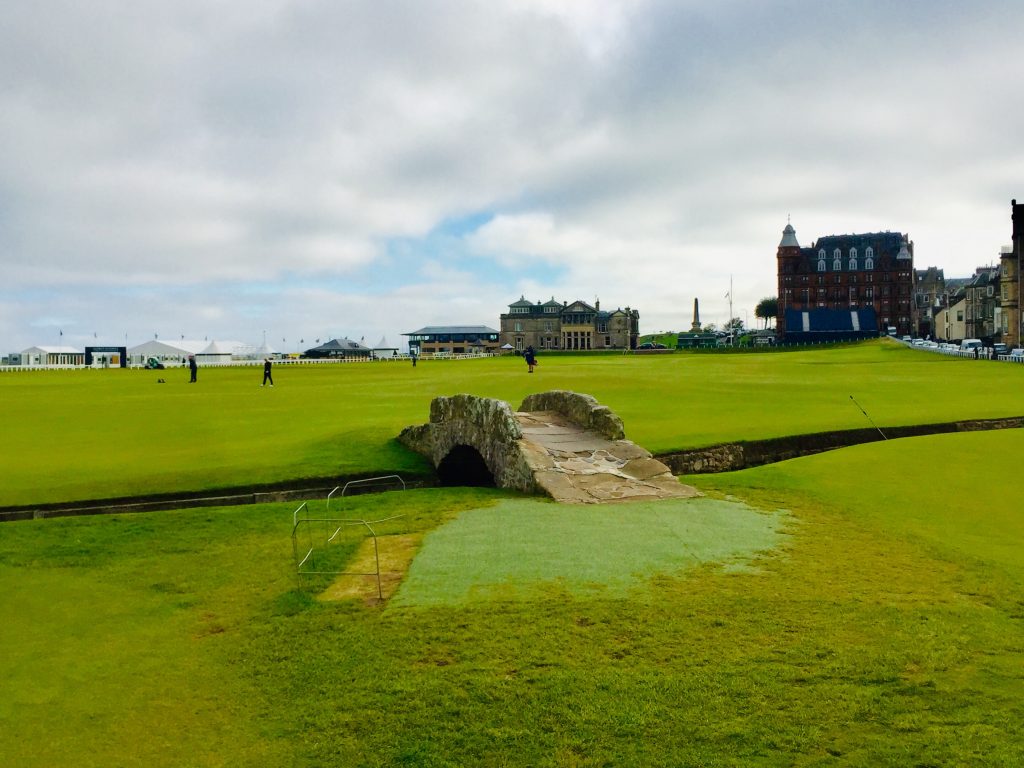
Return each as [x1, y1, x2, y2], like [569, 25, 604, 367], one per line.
[127, 339, 208, 366]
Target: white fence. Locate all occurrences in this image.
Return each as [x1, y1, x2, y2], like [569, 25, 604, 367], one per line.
[0, 352, 496, 373]
[894, 337, 1024, 363]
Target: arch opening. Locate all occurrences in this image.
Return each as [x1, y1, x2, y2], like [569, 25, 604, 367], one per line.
[437, 444, 495, 487]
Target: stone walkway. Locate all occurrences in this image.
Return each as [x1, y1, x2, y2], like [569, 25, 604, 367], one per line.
[515, 411, 699, 504]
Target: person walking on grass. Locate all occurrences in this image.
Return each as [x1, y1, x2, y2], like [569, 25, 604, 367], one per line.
[262, 357, 274, 387]
[188, 355, 197, 383]
[524, 346, 537, 373]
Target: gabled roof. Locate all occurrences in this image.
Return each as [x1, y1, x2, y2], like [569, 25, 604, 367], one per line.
[201, 340, 246, 355]
[402, 326, 499, 336]
[21, 345, 83, 354]
[564, 300, 596, 312]
[127, 339, 210, 355]
[508, 296, 534, 308]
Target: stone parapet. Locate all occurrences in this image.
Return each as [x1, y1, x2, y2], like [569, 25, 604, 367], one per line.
[519, 390, 625, 440]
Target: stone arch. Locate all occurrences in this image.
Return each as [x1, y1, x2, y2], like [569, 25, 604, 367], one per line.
[436, 444, 495, 487]
[397, 394, 539, 494]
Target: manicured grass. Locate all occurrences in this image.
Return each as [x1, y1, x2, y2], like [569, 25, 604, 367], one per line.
[2, 340, 1023, 507]
[3, 430, 1024, 765]
[393, 497, 787, 606]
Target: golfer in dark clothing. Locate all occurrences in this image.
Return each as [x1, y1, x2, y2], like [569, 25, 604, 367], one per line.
[188, 355, 197, 382]
[524, 346, 537, 373]
[262, 358, 274, 387]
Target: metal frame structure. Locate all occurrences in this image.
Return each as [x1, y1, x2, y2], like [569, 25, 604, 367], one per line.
[325, 474, 406, 514]
[291, 477, 407, 600]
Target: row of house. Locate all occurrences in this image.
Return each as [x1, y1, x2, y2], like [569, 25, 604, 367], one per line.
[914, 201, 1023, 346]
[775, 200, 1024, 346]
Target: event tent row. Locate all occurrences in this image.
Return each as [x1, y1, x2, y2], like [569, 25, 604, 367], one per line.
[125, 339, 279, 366]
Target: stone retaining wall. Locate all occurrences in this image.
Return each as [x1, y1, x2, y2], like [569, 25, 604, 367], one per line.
[659, 416, 1024, 474]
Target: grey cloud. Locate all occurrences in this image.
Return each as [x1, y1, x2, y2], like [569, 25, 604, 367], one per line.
[2, 0, 1023, 350]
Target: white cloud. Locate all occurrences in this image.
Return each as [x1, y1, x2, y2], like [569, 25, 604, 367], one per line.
[2, 0, 1023, 350]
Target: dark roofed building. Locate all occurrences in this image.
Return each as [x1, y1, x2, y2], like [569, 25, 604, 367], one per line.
[776, 221, 914, 340]
[304, 338, 371, 359]
[402, 326, 500, 355]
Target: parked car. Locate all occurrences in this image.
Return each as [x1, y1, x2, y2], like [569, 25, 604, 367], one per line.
[960, 339, 983, 352]
[901, 335, 912, 342]
[992, 343, 1009, 355]
[911, 338, 925, 345]
[1010, 348, 1024, 358]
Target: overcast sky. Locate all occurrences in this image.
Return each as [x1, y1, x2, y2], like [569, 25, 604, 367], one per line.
[3, 0, 1023, 352]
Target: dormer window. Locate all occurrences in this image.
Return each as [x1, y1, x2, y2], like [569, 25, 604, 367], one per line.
[865, 246, 874, 259]
[818, 248, 826, 259]
[818, 259, 826, 272]
[849, 258, 858, 271]
[833, 258, 842, 271]
[833, 248, 841, 259]
[865, 256, 874, 270]
[849, 247, 858, 259]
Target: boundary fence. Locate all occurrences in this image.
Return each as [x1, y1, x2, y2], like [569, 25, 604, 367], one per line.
[0, 352, 495, 373]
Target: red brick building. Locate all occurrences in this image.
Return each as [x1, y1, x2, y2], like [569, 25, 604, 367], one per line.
[776, 222, 915, 340]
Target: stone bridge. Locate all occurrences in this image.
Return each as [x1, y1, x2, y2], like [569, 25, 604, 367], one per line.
[398, 390, 698, 504]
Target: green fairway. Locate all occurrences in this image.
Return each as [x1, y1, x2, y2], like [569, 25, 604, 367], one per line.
[393, 497, 787, 606]
[4, 343, 1024, 762]
[3, 428, 1024, 765]
[2, 340, 1023, 507]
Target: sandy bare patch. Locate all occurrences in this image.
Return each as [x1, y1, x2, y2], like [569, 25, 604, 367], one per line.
[319, 534, 422, 603]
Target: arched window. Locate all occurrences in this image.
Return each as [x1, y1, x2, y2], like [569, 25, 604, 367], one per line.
[865, 246, 874, 259]
[833, 248, 841, 259]
[833, 258, 842, 271]
[818, 248, 826, 259]
[849, 247, 858, 259]
[818, 259, 826, 272]
[849, 258, 858, 271]
[865, 256, 874, 270]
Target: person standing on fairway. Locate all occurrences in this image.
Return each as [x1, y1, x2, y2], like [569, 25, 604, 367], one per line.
[262, 357, 274, 387]
[188, 355, 197, 383]
[524, 346, 537, 373]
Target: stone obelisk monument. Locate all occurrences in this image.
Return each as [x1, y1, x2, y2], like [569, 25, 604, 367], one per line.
[690, 298, 702, 332]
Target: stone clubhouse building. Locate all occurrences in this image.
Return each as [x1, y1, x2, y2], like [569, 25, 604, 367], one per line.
[499, 297, 640, 352]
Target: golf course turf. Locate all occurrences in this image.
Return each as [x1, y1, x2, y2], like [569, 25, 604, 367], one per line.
[2, 340, 1023, 765]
